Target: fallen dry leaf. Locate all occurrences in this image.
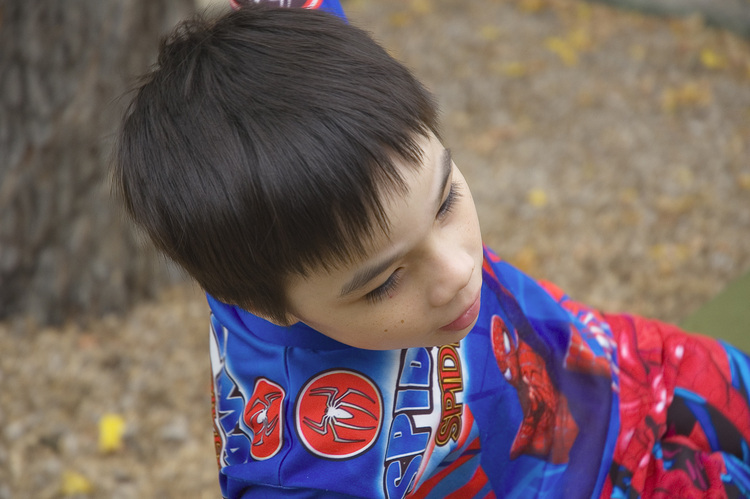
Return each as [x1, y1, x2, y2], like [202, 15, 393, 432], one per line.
[661, 81, 713, 112]
[528, 188, 549, 208]
[98, 413, 126, 453]
[700, 48, 728, 70]
[61, 470, 93, 496]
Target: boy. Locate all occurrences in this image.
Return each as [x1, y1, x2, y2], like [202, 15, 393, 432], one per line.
[113, 4, 750, 498]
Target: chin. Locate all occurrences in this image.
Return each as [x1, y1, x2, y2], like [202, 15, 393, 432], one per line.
[430, 325, 474, 348]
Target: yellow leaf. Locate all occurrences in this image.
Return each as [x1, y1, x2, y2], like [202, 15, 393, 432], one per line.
[479, 25, 502, 42]
[568, 28, 591, 51]
[649, 243, 665, 259]
[519, 0, 545, 13]
[410, 0, 432, 14]
[98, 413, 126, 453]
[739, 173, 750, 191]
[528, 188, 548, 207]
[649, 243, 691, 274]
[661, 88, 678, 113]
[661, 82, 712, 112]
[699, 48, 727, 70]
[499, 61, 528, 77]
[679, 82, 712, 105]
[576, 2, 593, 20]
[545, 37, 578, 66]
[388, 11, 411, 28]
[61, 471, 93, 496]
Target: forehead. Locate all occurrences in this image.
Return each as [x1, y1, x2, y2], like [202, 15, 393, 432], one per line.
[291, 133, 448, 287]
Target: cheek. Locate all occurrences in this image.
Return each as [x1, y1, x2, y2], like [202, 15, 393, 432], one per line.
[456, 199, 481, 242]
[388, 293, 429, 331]
[463, 195, 482, 239]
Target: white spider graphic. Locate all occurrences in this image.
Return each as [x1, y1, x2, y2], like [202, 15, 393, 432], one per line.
[248, 391, 282, 445]
[302, 386, 378, 443]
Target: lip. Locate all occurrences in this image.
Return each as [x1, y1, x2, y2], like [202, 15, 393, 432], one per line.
[440, 291, 482, 332]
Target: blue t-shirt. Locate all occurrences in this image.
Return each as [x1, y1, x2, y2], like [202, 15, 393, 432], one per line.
[208, 247, 620, 498]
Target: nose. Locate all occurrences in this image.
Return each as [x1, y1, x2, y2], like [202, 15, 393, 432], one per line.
[426, 243, 475, 308]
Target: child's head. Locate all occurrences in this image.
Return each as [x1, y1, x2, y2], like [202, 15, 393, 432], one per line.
[114, 5, 441, 325]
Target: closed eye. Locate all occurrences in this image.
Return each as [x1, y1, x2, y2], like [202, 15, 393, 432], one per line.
[437, 181, 461, 221]
[364, 269, 403, 304]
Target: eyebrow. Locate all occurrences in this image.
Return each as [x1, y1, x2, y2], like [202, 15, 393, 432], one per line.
[338, 148, 452, 298]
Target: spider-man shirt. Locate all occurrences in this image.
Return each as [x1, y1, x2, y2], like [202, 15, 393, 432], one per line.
[228, 0, 345, 18]
[209, 4, 750, 497]
[207, 246, 750, 498]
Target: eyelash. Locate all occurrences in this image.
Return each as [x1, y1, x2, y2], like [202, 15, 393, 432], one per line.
[365, 269, 402, 304]
[438, 181, 461, 220]
[364, 181, 461, 305]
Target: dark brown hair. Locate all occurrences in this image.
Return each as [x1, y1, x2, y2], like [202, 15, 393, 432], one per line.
[113, 4, 439, 323]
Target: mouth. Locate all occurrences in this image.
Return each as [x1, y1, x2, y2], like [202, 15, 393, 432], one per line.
[440, 290, 482, 332]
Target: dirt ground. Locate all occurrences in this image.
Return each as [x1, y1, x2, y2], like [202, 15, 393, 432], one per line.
[2, 0, 749, 497]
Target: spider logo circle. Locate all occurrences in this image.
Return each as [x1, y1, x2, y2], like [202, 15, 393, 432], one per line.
[296, 369, 383, 459]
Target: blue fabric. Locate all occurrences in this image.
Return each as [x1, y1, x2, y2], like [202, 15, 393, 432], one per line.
[316, 0, 345, 19]
[251, 1, 346, 20]
[208, 247, 620, 498]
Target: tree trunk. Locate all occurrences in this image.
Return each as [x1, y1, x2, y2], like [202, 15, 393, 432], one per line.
[0, 0, 194, 326]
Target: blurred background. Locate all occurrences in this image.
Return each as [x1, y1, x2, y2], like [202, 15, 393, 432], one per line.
[1, 0, 749, 496]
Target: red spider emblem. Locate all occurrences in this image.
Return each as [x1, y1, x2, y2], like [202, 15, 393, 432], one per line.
[296, 370, 383, 459]
[244, 378, 285, 460]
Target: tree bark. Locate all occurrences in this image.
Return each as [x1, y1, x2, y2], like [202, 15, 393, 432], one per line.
[0, 0, 194, 326]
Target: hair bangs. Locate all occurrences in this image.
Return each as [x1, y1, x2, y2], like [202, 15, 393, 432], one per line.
[114, 5, 441, 323]
[252, 118, 428, 278]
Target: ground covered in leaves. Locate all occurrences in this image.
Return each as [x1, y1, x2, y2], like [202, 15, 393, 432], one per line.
[2, 0, 749, 497]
